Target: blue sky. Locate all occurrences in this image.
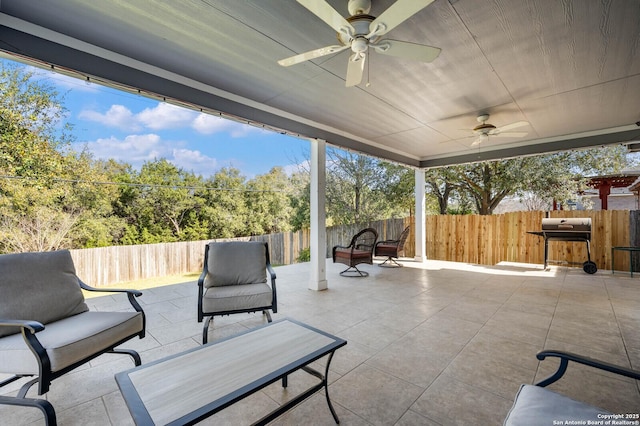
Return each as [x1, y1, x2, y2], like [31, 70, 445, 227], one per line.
[14, 59, 310, 178]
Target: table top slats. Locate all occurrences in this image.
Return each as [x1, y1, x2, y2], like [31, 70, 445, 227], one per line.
[123, 320, 341, 425]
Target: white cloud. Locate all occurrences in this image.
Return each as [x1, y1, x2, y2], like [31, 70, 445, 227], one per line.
[76, 134, 219, 177]
[171, 148, 218, 176]
[78, 134, 165, 165]
[79, 105, 142, 132]
[137, 103, 197, 130]
[79, 103, 260, 138]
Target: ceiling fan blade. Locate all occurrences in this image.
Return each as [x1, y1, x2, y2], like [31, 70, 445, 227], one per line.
[491, 132, 528, 138]
[471, 135, 486, 146]
[493, 121, 530, 133]
[372, 40, 441, 62]
[278, 45, 349, 67]
[369, 0, 435, 36]
[296, 0, 354, 37]
[345, 53, 365, 87]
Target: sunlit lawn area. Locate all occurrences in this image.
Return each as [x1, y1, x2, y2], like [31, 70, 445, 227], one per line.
[81, 272, 202, 298]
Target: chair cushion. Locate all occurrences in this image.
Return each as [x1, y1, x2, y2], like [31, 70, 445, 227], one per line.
[0, 250, 88, 338]
[0, 311, 143, 375]
[202, 283, 273, 313]
[375, 243, 399, 257]
[204, 242, 267, 288]
[334, 248, 371, 260]
[504, 384, 611, 426]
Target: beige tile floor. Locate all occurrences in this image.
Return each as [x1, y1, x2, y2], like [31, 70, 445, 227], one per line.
[2, 258, 640, 425]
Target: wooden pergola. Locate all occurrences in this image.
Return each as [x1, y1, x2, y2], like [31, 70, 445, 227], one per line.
[588, 174, 640, 210]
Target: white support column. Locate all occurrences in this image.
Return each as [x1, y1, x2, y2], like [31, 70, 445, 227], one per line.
[309, 138, 328, 291]
[414, 168, 427, 262]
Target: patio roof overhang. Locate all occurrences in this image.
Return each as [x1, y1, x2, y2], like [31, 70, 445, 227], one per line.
[1, 0, 640, 168]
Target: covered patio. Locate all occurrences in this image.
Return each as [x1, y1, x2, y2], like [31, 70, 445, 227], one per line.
[2, 258, 639, 425]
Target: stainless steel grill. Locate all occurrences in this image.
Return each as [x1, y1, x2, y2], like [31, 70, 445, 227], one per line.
[528, 218, 597, 274]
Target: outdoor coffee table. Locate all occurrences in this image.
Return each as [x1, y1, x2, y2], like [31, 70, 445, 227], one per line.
[115, 318, 346, 425]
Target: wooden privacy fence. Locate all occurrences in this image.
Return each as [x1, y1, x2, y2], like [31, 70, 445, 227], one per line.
[70, 211, 638, 287]
[71, 217, 412, 286]
[426, 210, 632, 271]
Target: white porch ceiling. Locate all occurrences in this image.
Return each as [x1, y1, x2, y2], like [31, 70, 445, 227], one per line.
[0, 0, 639, 168]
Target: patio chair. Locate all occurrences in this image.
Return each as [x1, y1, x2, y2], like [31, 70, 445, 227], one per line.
[0, 249, 145, 426]
[197, 241, 277, 344]
[504, 349, 640, 425]
[332, 227, 378, 277]
[374, 225, 411, 267]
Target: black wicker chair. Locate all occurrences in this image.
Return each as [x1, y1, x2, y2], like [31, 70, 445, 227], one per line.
[374, 225, 411, 267]
[332, 228, 378, 277]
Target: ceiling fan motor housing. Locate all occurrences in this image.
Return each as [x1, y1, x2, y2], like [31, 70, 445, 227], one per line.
[473, 122, 497, 134]
[348, 0, 371, 15]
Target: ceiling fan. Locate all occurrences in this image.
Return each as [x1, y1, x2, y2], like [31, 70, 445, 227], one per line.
[278, 0, 441, 87]
[468, 114, 530, 146]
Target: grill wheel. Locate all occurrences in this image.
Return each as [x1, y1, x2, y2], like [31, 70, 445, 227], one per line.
[583, 261, 597, 274]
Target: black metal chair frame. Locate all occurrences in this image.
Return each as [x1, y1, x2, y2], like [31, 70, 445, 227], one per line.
[197, 242, 277, 344]
[534, 349, 640, 387]
[332, 227, 378, 277]
[374, 225, 411, 268]
[0, 281, 145, 426]
[504, 349, 640, 423]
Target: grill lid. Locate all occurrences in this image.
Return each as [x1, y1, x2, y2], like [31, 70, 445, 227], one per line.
[541, 218, 591, 232]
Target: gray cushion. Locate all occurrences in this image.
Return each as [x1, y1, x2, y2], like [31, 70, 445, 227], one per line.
[203, 242, 267, 288]
[0, 311, 143, 375]
[202, 283, 273, 313]
[0, 250, 88, 337]
[504, 384, 612, 426]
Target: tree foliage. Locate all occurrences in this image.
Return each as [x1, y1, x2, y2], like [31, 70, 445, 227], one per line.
[426, 146, 631, 215]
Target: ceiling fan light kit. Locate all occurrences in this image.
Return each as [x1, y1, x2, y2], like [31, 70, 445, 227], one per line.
[278, 0, 440, 86]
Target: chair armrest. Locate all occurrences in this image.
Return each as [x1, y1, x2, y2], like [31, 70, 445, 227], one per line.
[0, 319, 50, 376]
[535, 349, 640, 387]
[197, 270, 206, 288]
[78, 280, 144, 313]
[267, 263, 277, 313]
[0, 319, 45, 334]
[267, 263, 277, 281]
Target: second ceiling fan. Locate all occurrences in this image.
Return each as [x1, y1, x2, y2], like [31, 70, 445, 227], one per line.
[278, 0, 441, 87]
[468, 114, 530, 146]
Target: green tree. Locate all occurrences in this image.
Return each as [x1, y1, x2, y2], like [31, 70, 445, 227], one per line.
[245, 167, 292, 235]
[128, 159, 206, 242]
[288, 170, 310, 232]
[326, 149, 386, 225]
[427, 145, 630, 215]
[0, 64, 81, 252]
[377, 163, 416, 217]
[200, 167, 249, 238]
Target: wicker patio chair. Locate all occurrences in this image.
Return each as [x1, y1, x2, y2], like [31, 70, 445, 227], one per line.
[374, 225, 411, 267]
[332, 227, 378, 277]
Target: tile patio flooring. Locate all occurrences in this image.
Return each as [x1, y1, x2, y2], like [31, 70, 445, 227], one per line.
[2, 258, 640, 425]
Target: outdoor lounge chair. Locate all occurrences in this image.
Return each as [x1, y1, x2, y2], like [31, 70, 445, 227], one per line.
[0, 249, 145, 426]
[504, 349, 640, 425]
[197, 241, 277, 344]
[332, 227, 378, 277]
[374, 225, 411, 267]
